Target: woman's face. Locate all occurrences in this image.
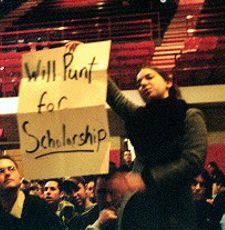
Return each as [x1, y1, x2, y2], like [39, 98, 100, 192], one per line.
[136, 68, 172, 103]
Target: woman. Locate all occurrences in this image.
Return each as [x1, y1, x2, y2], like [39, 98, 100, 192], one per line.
[107, 66, 208, 230]
[66, 41, 207, 229]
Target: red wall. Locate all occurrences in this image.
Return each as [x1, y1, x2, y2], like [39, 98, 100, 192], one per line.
[110, 149, 120, 168]
[205, 144, 225, 174]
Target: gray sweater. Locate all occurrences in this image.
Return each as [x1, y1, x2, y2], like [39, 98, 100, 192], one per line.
[107, 78, 208, 230]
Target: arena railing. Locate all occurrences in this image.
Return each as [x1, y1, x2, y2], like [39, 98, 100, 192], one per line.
[185, 9, 225, 37]
[0, 13, 157, 52]
[0, 19, 153, 52]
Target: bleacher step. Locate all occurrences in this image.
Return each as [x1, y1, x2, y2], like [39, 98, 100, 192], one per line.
[151, 59, 175, 64]
[168, 24, 187, 29]
[154, 45, 184, 51]
[163, 33, 187, 37]
[160, 42, 184, 47]
[154, 50, 181, 55]
[152, 55, 176, 60]
[150, 64, 175, 69]
[163, 33, 187, 39]
[165, 29, 187, 34]
[162, 37, 186, 43]
[170, 18, 186, 23]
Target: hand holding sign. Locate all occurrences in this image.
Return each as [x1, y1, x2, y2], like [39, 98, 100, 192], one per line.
[65, 40, 84, 52]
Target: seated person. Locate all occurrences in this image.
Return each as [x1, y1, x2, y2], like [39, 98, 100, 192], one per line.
[29, 179, 45, 199]
[86, 163, 157, 230]
[44, 179, 74, 226]
[63, 177, 98, 230]
[86, 165, 120, 229]
[191, 172, 212, 230]
[210, 177, 225, 230]
[0, 155, 64, 230]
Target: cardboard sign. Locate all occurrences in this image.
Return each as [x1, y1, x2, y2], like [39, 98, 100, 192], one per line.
[17, 40, 111, 179]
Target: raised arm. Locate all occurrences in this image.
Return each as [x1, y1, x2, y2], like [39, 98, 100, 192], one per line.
[107, 77, 139, 121]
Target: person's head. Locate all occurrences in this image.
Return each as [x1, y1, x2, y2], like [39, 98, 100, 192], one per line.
[44, 179, 64, 204]
[191, 174, 206, 200]
[215, 177, 225, 194]
[85, 180, 95, 201]
[123, 150, 132, 165]
[95, 177, 118, 212]
[20, 178, 31, 192]
[29, 180, 45, 199]
[136, 66, 180, 103]
[0, 155, 22, 192]
[63, 177, 87, 209]
[207, 161, 220, 176]
[95, 165, 123, 212]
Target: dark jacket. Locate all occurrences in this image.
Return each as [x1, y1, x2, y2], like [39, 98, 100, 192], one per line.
[67, 204, 99, 230]
[210, 191, 225, 230]
[0, 193, 64, 230]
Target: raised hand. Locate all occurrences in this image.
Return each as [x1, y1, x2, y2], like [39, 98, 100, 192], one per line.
[65, 40, 84, 52]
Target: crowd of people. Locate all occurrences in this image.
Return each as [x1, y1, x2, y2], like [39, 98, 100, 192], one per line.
[1, 43, 224, 229]
[1, 154, 225, 230]
[0, 155, 136, 230]
[191, 161, 225, 230]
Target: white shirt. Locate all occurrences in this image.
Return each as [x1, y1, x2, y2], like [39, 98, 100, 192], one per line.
[10, 190, 25, 219]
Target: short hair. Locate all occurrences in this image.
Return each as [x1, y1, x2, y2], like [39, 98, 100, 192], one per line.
[45, 178, 63, 192]
[73, 176, 86, 186]
[0, 155, 18, 168]
[62, 176, 86, 193]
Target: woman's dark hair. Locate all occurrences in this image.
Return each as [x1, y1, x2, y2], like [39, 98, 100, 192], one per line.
[138, 65, 182, 99]
[45, 178, 64, 192]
